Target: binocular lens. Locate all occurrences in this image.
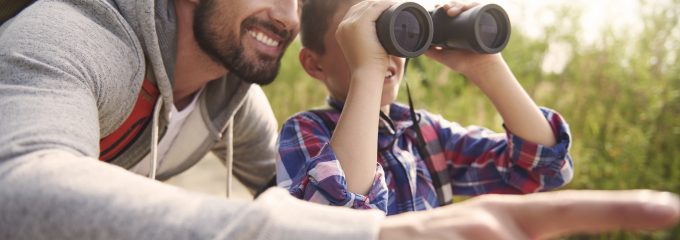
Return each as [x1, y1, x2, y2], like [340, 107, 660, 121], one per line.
[393, 10, 422, 53]
[376, 2, 433, 58]
[376, 2, 510, 58]
[479, 12, 500, 48]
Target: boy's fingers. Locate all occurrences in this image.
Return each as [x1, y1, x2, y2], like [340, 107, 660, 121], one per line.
[367, 1, 399, 20]
[442, 1, 480, 16]
[460, 2, 480, 11]
[345, 0, 396, 22]
[440, 2, 462, 15]
[498, 190, 680, 239]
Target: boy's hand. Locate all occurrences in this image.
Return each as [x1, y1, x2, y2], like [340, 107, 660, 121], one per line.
[336, 0, 395, 76]
[424, 1, 503, 79]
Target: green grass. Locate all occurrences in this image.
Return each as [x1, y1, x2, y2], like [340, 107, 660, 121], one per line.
[263, 0, 680, 238]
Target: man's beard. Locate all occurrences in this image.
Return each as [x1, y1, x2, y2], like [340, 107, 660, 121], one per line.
[193, 0, 290, 85]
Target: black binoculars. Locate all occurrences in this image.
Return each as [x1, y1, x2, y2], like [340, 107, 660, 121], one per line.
[376, 2, 511, 58]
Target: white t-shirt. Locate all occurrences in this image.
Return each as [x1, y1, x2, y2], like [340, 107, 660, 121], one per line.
[130, 89, 203, 176]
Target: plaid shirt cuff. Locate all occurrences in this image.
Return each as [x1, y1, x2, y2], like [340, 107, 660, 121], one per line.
[505, 107, 572, 177]
[306, 143, 389, 213]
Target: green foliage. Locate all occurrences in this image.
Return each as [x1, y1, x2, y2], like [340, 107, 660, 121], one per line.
[263, 42, 328, 122]
[263, 0, 679, 238]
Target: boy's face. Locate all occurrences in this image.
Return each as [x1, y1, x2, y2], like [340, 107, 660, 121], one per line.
[315, 2, 405, 106]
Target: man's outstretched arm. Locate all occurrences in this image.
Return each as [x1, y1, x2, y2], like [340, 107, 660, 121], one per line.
[379, 189, 680, 240]
[0, 150, 384, 240]
[1, 151, 677, 240]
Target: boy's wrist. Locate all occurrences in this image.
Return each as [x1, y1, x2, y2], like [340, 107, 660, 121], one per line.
[350, 67, 387, 86]
[459, 55, 513, 89]
[460, 54, 505, 78]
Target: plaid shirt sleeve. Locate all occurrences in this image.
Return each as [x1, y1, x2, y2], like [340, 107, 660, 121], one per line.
[430, 107, 573, 195]
[275, 113, 389, 213]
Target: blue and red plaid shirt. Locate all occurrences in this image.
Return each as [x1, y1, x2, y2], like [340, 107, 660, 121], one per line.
[276, 98, 573, 215]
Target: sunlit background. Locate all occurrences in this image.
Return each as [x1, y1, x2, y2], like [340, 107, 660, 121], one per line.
[169, 0, 680, 239]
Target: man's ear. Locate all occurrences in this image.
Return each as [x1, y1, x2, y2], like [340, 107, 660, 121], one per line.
[299, 48, 326, 81]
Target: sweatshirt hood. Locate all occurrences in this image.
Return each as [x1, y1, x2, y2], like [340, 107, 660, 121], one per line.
[106, 0, 181, 179]
[109, 0, 178, 121]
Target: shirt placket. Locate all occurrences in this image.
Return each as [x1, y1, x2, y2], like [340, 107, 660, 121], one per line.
[394, 132, 419, 211]
[379, 119, 418, 212]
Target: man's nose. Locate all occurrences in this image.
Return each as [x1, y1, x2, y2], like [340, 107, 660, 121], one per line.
[269, 0, 300, 33]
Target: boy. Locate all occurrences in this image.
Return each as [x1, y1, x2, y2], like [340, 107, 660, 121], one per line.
[276, 0, 574, 215]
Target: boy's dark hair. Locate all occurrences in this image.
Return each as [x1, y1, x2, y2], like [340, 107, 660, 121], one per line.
[300, 0, 357, 55]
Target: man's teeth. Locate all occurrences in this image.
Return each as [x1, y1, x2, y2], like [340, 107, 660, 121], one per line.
[385, 71, 394, 78]
[248, 30, 280, 47]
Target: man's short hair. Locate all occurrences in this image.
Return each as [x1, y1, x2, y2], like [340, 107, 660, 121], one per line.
[299, 0, 358, 55]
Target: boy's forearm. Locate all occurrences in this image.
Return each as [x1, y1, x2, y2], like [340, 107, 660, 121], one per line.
[466, 55, 556, 146]
[330, 68, 385, 195]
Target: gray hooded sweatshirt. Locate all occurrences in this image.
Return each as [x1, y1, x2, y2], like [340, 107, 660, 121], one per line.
[0, 0, 384, 239]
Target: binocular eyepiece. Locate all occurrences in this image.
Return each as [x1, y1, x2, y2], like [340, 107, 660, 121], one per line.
[376, 2, 511, 58]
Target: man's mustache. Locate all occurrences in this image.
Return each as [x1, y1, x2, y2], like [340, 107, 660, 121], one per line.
[242, 17, 294, 44]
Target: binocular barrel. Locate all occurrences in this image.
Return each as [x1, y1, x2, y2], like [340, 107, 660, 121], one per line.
[376, 2, 511, 58]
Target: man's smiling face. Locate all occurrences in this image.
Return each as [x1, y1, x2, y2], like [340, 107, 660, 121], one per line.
[193, 0, 300, 85]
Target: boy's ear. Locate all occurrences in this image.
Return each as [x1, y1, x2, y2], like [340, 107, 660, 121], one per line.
[299, 48, 326, 81]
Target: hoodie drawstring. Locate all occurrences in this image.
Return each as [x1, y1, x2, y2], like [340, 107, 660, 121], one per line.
[224, 121, 234, 198]
[149, 97, 163, 179]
